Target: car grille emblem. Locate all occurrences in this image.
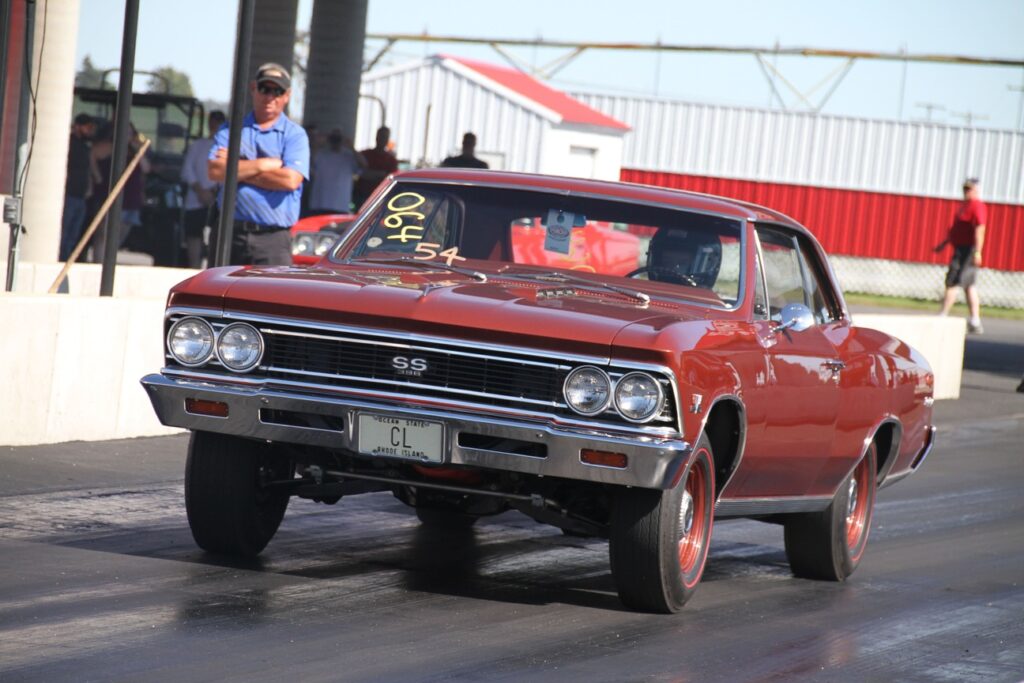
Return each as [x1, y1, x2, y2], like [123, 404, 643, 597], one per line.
[392, 355, 428, 377]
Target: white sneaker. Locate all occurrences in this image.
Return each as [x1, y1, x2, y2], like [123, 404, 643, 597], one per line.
[967, 321, 984, 334]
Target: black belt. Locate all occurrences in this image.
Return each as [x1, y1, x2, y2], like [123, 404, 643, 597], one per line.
[234, 219, 287, 233]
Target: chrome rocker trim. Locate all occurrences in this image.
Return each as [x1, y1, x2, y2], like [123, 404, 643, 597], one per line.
[141, 373, 692, 490]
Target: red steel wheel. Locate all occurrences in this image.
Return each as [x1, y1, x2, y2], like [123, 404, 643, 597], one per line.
[678, 448, 713, 589]
[610, 434, 716, 613]
[784, 441, 878, 581]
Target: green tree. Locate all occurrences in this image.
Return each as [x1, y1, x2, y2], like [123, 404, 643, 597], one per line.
[75, 55, 106, 88]
[146, 66, 194, 97]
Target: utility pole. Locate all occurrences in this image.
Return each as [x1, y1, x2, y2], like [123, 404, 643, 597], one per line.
[914, 102, 945, 123]
[949, 110, 989, 128]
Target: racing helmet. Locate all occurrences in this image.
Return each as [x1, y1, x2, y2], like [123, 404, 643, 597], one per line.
[647, 228, 722, 288]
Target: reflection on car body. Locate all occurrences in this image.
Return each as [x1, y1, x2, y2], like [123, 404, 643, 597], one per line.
[143, 168, 936, 613]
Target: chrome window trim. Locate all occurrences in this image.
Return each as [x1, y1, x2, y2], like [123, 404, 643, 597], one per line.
[328, 177, 747, 312]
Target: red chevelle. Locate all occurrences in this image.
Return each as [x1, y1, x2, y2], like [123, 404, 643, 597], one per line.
[143, 169, 935, 613]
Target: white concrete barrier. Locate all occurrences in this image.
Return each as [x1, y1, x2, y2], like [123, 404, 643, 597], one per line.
[853, 314, 965, 400]
[0, 264, 966, 446]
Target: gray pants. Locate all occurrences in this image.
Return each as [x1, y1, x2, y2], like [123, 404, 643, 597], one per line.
[230, 228, 292, 266]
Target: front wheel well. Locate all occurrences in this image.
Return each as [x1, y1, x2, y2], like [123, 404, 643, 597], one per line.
[704, 399, 743, 498]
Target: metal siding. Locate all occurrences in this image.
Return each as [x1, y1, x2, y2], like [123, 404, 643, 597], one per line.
[576, 93, 1024, 206]
[623, 169, 1024, 272]
[358, 62, 546, 172]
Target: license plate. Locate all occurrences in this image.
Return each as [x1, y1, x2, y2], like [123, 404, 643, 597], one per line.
[357, 414, 445, 463]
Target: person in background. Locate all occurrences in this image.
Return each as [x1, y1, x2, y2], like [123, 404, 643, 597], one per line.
[352, 126, 398, 211]
[181, 110, 226, 268]
[86, 121, 150, 262]
[59, 113, 96, 261]
[207, 62, 309, 266]
[440, 132, 489, 169]
[309, 128, 367, 215]
[935, 177, 988, 334]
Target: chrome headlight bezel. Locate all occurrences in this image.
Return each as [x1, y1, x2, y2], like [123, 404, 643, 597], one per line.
[613, 371, 665, 423]
[166, 316, 216, 367]
[563, 365, 613, 416]
[314, 232, 337, 256]
[292, 232, 315, 256]
[215, 322, 264, 373]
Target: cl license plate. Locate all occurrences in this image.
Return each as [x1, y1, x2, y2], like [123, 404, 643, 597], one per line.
[357, 414, 445, 463]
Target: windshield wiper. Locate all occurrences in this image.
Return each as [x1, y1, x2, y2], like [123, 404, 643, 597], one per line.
[352, 256, 488, 283]
[505, 270, 651, 307]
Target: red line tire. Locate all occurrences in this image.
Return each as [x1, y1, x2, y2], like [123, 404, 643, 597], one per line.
[609, 435, 716, 613]
[784, 441, 877, 581]
[184, 431, 292, 557]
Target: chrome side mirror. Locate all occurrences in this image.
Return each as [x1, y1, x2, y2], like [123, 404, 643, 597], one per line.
[776, 303, 815, 333]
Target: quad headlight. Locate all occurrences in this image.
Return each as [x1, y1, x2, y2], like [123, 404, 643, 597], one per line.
[167, 317, 215, 366]
[292, 233, 315, 256]
[614, 372, 665, 423]
[563, 366, 612, 416]
[216, 322, 264, 372]
[315, 233, 337, 256]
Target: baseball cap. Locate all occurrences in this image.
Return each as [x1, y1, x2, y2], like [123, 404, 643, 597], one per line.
[254, 62, 290, 90]
[962, 177, 979, 189]
[73, 113, 93, 126]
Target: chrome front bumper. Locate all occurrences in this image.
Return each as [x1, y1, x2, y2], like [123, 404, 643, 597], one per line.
[140, 373, 692, 490]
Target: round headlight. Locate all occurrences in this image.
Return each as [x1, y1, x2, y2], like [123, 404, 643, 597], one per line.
[563, 366, 612, 416]
[167, 317, 215, 367]
[614, 372, 665, 422]
[292, 233, 315, 256]
[216, 323, 264, 372]
[314, 233, 337, 256]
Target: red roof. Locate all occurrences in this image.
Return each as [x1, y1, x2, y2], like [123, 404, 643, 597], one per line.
[443, 55, 630, 132]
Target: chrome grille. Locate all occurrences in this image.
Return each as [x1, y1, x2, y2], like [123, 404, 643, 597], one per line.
[165, 313, 678, 429]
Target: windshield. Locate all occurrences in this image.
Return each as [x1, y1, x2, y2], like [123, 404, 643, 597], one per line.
[336, 181, 744, 307]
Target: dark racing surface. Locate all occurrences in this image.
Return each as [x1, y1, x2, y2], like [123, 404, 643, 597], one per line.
[1, 316, 1022, 682]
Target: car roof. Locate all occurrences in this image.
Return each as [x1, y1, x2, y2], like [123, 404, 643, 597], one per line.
[394, 168, 804, 229]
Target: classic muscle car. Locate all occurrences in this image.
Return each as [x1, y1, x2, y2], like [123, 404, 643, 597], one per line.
[142, 169, 936, 613]
[290, 213, 357, 265]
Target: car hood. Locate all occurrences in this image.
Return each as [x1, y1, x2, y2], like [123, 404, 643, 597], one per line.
[170, 263, 714, 359]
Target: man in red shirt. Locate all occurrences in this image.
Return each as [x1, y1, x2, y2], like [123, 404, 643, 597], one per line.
[935, 178, 987, 333]
[353, 126, 399, 211]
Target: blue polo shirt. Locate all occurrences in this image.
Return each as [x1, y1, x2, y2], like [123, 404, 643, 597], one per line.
[210, 112, 309, 227]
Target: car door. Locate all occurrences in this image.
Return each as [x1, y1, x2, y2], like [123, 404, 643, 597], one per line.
[731, 225, 842, 498]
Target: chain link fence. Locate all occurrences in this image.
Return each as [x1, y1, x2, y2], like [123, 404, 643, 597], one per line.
[830, 255, 1024, 309]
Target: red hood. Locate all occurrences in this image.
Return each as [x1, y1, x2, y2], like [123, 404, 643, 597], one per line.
[169, 263, 714, 359]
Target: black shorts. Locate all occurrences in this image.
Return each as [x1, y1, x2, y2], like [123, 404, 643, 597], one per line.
[184, 206, 217, 239]
[945, 246, 978, 288]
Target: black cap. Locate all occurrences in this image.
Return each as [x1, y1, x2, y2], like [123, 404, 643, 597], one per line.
[73, 113, 93, 126]
[254, 62, 290, 90]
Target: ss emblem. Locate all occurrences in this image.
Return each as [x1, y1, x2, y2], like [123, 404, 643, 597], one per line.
[392, 356, 428, 376]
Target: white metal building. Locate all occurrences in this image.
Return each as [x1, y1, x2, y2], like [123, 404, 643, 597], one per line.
[355, 55, 630, 180]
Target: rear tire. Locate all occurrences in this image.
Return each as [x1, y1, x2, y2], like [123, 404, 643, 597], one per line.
[184, 431, 292, 557]
[784, 442, 877, 580]
[609, 436, 715, 613]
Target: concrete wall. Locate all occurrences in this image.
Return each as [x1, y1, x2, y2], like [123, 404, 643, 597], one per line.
[1, 263, 196, 446]
[0, 264, 963, 446]
[853, 314, 965, 400]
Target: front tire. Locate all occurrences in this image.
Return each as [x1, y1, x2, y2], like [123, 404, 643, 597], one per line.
[784, 442, 877, 580]
[609, 436, 716, 613]
[184, 431, 292, 557]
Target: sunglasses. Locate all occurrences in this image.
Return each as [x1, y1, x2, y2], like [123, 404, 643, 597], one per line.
[257, 83, 285, 97]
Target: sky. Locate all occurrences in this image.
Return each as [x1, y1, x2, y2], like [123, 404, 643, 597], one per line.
[75, 0, 1024, 131]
